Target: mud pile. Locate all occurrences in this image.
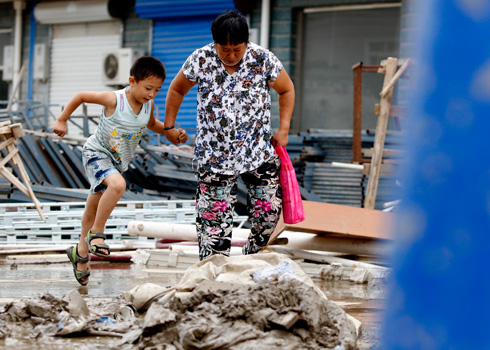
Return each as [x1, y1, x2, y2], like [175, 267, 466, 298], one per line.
[120, 279, 356, 349]
[119, 253, 358, 350]
[0, 290, 136, 349]
[0, 253, 359, 350]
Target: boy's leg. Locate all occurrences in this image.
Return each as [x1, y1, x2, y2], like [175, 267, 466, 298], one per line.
[76, 191, 102, 271]
[196, 170, 238, 260]
[241, 157, 282, 255]
[87, 173, 126, 253]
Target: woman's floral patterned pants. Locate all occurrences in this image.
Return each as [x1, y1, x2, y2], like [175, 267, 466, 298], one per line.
[196, 157, 282, 261]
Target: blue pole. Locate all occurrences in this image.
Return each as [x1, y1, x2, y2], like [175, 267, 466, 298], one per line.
[27, 1, 36, 101]
[382, 0, 490, 349]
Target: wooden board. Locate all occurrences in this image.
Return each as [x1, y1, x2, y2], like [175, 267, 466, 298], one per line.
[271, 200, 396, 241]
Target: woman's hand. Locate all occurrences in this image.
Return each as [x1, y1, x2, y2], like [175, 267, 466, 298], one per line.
[272, 129, 288, 148]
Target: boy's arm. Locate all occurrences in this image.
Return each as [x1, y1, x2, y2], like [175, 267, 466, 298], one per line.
[147, 102, 188, 144]
[53, 91, 116, 138]
[164, 69, 196, 144]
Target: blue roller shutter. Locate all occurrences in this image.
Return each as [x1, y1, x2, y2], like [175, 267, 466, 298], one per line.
[135, 0, 235, 136]
[135, 0, 235, 19]
[152, 18, 214, 134]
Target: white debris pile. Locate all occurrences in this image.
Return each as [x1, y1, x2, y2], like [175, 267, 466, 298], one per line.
[118, 253, 358, 350]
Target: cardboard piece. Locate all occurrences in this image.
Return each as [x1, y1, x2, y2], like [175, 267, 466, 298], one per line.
[271, 201, 395, 242]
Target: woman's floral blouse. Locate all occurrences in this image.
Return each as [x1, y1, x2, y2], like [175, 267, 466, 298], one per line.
[183, 42, 283, 175]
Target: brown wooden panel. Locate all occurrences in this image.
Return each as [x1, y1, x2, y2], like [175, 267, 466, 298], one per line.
[271, 200, 396, 241]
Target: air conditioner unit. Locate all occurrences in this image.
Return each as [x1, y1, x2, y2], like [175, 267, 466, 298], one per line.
[101, 48, 144, 86]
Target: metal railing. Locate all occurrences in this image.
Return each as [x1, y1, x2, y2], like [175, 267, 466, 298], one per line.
[0, 199, 248, 245]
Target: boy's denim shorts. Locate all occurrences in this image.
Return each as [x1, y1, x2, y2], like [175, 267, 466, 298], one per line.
[82, 148, 120, 194]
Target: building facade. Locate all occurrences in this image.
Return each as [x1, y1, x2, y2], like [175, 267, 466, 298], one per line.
[0, 0, 414, 135]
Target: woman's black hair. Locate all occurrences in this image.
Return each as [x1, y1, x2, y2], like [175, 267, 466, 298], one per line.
[211, 10, 249, 45]
[130, 56, 166, 82]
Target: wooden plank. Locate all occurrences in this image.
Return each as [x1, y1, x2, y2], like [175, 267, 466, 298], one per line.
[0, 147, 18, 168]
[364, 57, 398, 209]
[0, 138, 15, 152]
[270, 200, 396, 241]
[10, 123, 24, 139]
[11, 154, 45, 221]
[380, 58, 411, 97]
[0, 167, 29, 197]
[24, 129, 88, 143]
[0, 126, 13, 135]
[2, 136, 45, 220]
[0, 133, 45, 220]
[374, 104, 405, 117]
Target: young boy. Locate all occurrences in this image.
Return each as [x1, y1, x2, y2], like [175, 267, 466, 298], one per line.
[53, 56, 187, 285]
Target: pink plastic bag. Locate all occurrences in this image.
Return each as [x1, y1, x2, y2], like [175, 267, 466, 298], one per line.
[275, 146, 305, 224]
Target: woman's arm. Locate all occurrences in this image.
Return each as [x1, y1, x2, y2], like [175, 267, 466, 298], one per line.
[164, 69, 197, 144]
[269, 69, 295, 147]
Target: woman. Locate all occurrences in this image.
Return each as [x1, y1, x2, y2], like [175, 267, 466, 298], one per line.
[164, 10, 295, 261]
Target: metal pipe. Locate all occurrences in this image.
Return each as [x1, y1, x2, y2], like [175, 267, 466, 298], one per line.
[127, 221, 251, 240]
[260, 0, 270, 49]
[12, 0, 25, 105]
[27, 1, 37, 101]
[352, 62, 363, 163]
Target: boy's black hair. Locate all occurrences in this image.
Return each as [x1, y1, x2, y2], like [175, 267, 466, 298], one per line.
[211, 10, 249, 45]
[130, 56, 166, 82]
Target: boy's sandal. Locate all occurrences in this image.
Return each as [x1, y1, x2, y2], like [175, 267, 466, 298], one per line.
[66, 245, 90, 286]
[85, 230, 111, 258]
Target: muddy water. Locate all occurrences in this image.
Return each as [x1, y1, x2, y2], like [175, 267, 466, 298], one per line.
[0, 261, 385, 349]
[317, 280, 386, 350]
[0, 263, 181, 300]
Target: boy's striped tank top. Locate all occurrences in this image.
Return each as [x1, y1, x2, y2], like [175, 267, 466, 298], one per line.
[84, 88, 151, 172]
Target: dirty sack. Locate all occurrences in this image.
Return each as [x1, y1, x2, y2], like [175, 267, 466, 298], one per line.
[118, 252, 359, 350]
